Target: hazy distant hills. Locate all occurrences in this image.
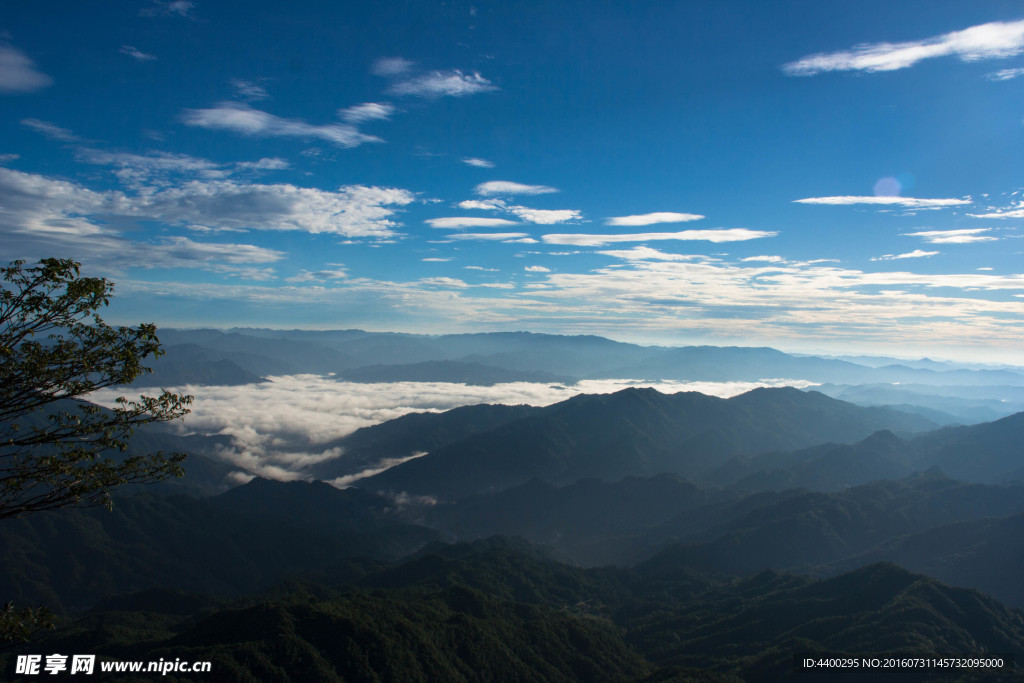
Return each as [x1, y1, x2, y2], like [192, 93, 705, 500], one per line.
[338, 359, 577, 385]
[359, 387, 938, 498]
[719, 410, 1024, 491]
[134, 328, 1024, 397]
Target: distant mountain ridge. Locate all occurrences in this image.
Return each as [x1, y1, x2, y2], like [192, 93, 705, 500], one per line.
[132, 328, 1024, 397]
[359, 386, 938, 498]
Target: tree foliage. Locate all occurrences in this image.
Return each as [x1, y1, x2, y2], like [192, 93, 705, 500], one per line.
[0, 258, 193, 521]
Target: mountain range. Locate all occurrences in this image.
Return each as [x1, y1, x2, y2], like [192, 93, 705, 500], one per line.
[131, 329, 1024, 425]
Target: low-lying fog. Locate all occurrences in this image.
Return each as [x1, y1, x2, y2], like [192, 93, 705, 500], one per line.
[91, 376, 816, 484]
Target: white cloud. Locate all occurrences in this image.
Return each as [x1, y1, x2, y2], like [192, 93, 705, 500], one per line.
[506, 207, 582, 224]
[475, 181, 558, 196]
[372, 57, 415, 76]
[456, 197, 580, 224]
[0, 153, 18, 164]
[0, 169, 285, 276]
[231, 78, 270, 101]
[542, 228, 777, 246]
[0, 44, 53, 93]
[120, 45, 157, 61]
[389, 70, 497, 97]
[987, 67, 1024, 81]
[906, 229, 998, 244]
[445, 232, 531, 241]
[419, 276, 470, 288]
[182, 102, 383, 147]
[458, 199, 506, 210]
[596, 247, 702, 261]
[525, 265, 550, 272]
[136, 181, 416, 236]
[464, 265, 499, 271]
[968, 202, 1024, 218]
[871, 250, 940, 261]
[741, 255, 786, 263]
[463, 157, 495, 168]
[426, 217, 520, 229]
[0, 167, 415, 257]
[795, 195, 970, 208]
[21, 118, 80, 142]
[422, 257, 452, 262]
[606, 211, 705, 226]
[338, 102, 395, 124]
[784, 19, 1024, 76]
[79, 149, 289, 188]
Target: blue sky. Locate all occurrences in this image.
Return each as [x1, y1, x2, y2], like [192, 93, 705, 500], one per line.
[2, 1, 1024, 361]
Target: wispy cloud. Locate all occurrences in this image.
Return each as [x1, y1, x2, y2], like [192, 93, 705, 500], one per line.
[795, 195, 970, 208]
[740, 255, 786, 263]
[525, 265, 550, 272]
[0, 45, 52, 94]
[968, 201, 1024, 218]
[784, 19, 1024, 76]
[445, 232, 532, 241]
[871, 249, 940, 261]
[140, 0, 196, 19]
[463, 157, 495, 168]
[426, 217, 519, 229]
[596, 247, 702, 262]
[389, 70, 497, 97]
[21, 118, 80, 142]
[79, 149, 288, 187]
[606, 211, 705, 226]
[182, 102, 383, 147]
[422, 257, 452, 262]
[475, 181, 558, 196]
[120, 45, 157, 61]
[456, 198, 580, 224]
[285, 267, 348, 283]
[338, 102, 395, 124]
[458, 199, 505, 210]
[372, 57, 415, 77]
[542, 228, 776, 246]
[231, 78, 270, 101]
[986, 67, 1024, 81]
[905, 228, 998, 244]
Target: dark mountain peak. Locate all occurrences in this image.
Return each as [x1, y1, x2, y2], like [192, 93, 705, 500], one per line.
[857, 429, 904, 447]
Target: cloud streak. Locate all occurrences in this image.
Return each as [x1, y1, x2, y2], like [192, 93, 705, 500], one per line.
[0, 45, 52, 93]
[183, 102, 383, 147]
[784, 19, 1024, 75]
[795, 196, 970, 208]
[542, 228, 776, 246]
[475, 181, 558, 196]
[120, 45, 157, 61]
[426, 217, 520, 229]
[606, 212, 705, 226]
[871, 250, 940, 261]
[21, 118, 80, 142]
[905, 229, 998, 244]
[388, 70, 496, 97]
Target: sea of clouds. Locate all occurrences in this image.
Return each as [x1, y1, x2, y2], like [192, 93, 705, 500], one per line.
[90, 377, 816, 484]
